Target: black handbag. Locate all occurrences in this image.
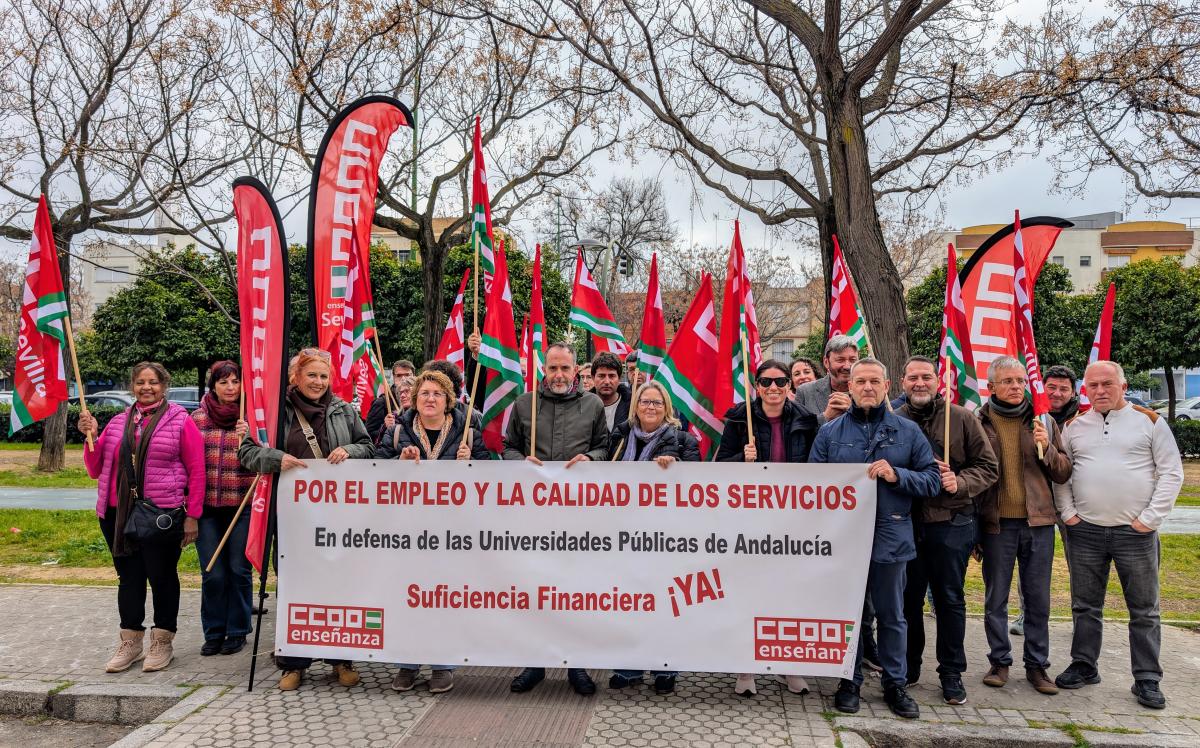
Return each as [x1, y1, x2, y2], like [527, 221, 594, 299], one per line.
[123, 498, 185, 544]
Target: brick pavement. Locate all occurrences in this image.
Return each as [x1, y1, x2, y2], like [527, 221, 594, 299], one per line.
[1, 585, 1197, 746]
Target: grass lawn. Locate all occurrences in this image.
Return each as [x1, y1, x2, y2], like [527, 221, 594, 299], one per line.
[0, 467, 96, 489]
[0, 443, 85, 451]
[964, 531, 1200, 624]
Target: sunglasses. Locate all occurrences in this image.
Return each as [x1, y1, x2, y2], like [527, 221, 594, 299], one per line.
[757, 376, 790, 389]
[299, 347, 333, 360]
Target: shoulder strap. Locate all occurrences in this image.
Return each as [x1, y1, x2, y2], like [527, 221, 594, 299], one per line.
[292, 408, 324, 459]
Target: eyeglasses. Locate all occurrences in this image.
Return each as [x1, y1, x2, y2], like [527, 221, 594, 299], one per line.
[637, 399, 665, 408]
[417, 391, 446, 400]
[299, 347, 332, 360]
[994, 377, 1028, 387]
[757, 376, 790, 388]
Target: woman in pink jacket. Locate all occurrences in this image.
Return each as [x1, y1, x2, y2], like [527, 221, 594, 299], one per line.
[78, 362, 205, 675]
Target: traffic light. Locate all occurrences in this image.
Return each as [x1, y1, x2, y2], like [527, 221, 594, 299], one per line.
[617, 253, 630, 275]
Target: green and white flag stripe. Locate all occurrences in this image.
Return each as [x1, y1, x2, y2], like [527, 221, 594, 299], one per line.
[8, 393, 37, 434]
[654, 357, 723, 444]
[569, 306, 624, 340]
[636, 343, 665, 375]
[473, 204, 494, 277]
[34, 290, 67, 345]
[941, 328, 982, 409]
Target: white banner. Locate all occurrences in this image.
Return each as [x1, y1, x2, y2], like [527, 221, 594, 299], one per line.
[275, 459, 876, 677]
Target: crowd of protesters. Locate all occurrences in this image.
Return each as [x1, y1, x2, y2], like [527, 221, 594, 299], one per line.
[78, 335, 1182, 714]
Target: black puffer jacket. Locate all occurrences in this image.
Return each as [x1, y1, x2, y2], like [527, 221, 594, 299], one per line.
[605, 421, 697, 461]
[377, 407, 490, 460]
[716, 398, 818, 463]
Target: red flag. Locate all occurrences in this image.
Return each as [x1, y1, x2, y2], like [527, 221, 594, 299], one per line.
[308, 96, 410, 396]
[635, 252, 667, 380]
[233, 178, 290, 575]
[1013, 210, 1051, 415]
[937, 243, 983, 410]
[353, 355, 382, 420]
[653, 274, 722, 458]
[828, 235, 868, 351]
[472, 117, 496, 293]
[1078, 282, 1116, 413]
[569, 250, 630, 356]
[10, 196, 69, 435]
[519, 313, 532, 391]
[434, 269, 471, 369]
[478, 241, 523, 453]
[716, 220, 763, 416]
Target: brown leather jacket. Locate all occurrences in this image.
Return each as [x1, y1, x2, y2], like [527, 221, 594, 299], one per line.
[898, 397, 1000, 524]
[976, 401, 1072, 534]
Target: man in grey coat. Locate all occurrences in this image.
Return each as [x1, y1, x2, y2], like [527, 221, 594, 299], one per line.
[794, 335, 860, 425]
[504, 342, 609, 696]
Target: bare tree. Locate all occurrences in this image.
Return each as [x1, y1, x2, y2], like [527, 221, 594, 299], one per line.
[468, 0, 1048, 378]
[223, 0, 630, 357]
[1015, 0, 1200, 201]
[0, 0, 249, 470]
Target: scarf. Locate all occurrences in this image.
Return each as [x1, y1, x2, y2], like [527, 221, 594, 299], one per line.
[906, 394, 942, 429]
[285, 386, 332, 458]
[414, 414, 452, 459]
[113, 400, 168, 556]
[988, 395, 1032, 422]
[1051, 396, 1079, 426]
[201, 391, 240, 430]
[622, 422, 670, 461]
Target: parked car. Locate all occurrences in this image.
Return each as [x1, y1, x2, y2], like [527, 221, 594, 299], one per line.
[85, 393, 134, 408]
[0, 391, 12, 405]
[1157, 396, 1200, 420]
[1148, 399, 1169, 411]
[1126, 395, 1149, 408]
[166, 386, 201, 411]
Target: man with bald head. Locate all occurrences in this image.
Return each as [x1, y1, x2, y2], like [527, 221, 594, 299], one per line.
[1053, 361, 1183, 709]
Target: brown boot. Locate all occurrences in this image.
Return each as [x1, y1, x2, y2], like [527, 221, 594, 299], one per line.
[279, 669, 304, 691]
[142, 628, 175, 672]
[105, 629, 145, 673]
[333, 663, 360, 687]
[1026, 667, 1059, 695]
[982, 664, 1009, 687]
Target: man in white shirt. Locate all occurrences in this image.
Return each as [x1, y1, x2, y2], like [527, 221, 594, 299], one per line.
[1052, 361, 1183, 709]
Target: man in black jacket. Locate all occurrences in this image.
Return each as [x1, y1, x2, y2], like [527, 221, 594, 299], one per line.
[592, 351, 631, 432]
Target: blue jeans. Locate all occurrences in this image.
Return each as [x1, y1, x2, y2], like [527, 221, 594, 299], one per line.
[398, 664, 457, 671]
[852, 560, 907, 689]
[196, 506, 254, 641]
[982, 520, 1053, 669]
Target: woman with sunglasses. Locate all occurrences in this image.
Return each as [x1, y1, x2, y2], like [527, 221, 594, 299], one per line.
[716, 358, 820, 697]
[604, 380, 699, 695]
[238, 347, 374, 691]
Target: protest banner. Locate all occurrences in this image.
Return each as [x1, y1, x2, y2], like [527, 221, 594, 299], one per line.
[274, 460, 876, 678]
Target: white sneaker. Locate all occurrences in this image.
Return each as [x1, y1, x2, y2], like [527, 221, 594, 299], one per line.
[734, 673, 757, 696]
[777, 674, 810, 694]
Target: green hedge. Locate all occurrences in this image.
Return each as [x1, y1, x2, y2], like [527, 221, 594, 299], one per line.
[0, 405, 126, 444]
[1172, 420, 1200, 458]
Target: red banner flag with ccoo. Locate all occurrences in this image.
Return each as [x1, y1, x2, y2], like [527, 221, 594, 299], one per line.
[234, 177, 291, 574]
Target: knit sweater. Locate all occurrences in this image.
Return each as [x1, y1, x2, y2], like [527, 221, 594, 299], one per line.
[992, 414, 1028, 519]
[191, 408, 256, 508]
[1053, 403, 1183, 530]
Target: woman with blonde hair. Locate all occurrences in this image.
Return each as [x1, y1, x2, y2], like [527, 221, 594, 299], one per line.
[605, 380, 698, 694]
[239, 348, 373, 691]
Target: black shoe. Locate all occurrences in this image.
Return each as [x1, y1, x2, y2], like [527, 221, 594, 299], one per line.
[200, 639, 223, 657]
[833, 679, 860, 714]
[252, 593, 270, 616]
[510, 667, 546, 692]
[861, 637, 883, 673]
[608, 672, 640, 689]
[567, 668, 596, 696]
[1054, 662, 1101, 690]
[220, 636, 246, 655]
[654, 674, 676, 694]
[940, 676, 967, 705]
[906, 668, 920, 687]
[1132, 680, 1166, 709]
[884, 685, 920, 719]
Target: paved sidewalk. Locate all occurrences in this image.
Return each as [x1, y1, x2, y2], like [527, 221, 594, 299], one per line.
[1, 584, 1197, 747]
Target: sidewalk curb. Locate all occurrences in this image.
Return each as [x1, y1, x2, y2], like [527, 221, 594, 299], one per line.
[107, 686, 227, 748]
[0, 679, 61, 716]
[837, 716, 1077, 747]
[50, 682, 186, 724]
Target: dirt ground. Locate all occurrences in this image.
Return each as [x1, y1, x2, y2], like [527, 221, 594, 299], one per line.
[0, 447, 85, 471]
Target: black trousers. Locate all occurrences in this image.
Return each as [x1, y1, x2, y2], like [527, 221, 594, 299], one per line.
[99, 512, 183, 632]
[904, 515, 976, 678]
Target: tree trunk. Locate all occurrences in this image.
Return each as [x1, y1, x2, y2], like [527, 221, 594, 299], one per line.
[37, 230, 74, 472]
[421, 231, 448, 361]
[824, 93, 910, 391]
[1165, 364, 1176, 422]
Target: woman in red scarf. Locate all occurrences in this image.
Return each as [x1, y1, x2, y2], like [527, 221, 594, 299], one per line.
[191, 361, 255, 657]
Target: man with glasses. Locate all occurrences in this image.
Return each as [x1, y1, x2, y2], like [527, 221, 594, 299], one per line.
[976, 356, 1071, 697]
[810, 359, 941, 719]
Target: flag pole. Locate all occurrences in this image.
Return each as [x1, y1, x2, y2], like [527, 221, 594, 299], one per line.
[942, 369, 952, 464]
[370, 336, 399, 414]
[472, 235, 481, 334]
[62, 316, 93, 450]
[461, 366, 482, 448]
[740, 332, 755, 446]
[204, 474, 261, 573]
[530, 377, 538, 458]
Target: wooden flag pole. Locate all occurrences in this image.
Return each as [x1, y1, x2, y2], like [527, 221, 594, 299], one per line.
[740, 332, 755, 445]
[370, 336, 399, 414]
[62, 316, 93, 450]
[472, 236, 481, 334]
[204, 473, 262, 573]
[239, 385, 245, 424]
[461, 365, 482, 448]
[942, 369, 952, 464]
[530, 380, 538, 458]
